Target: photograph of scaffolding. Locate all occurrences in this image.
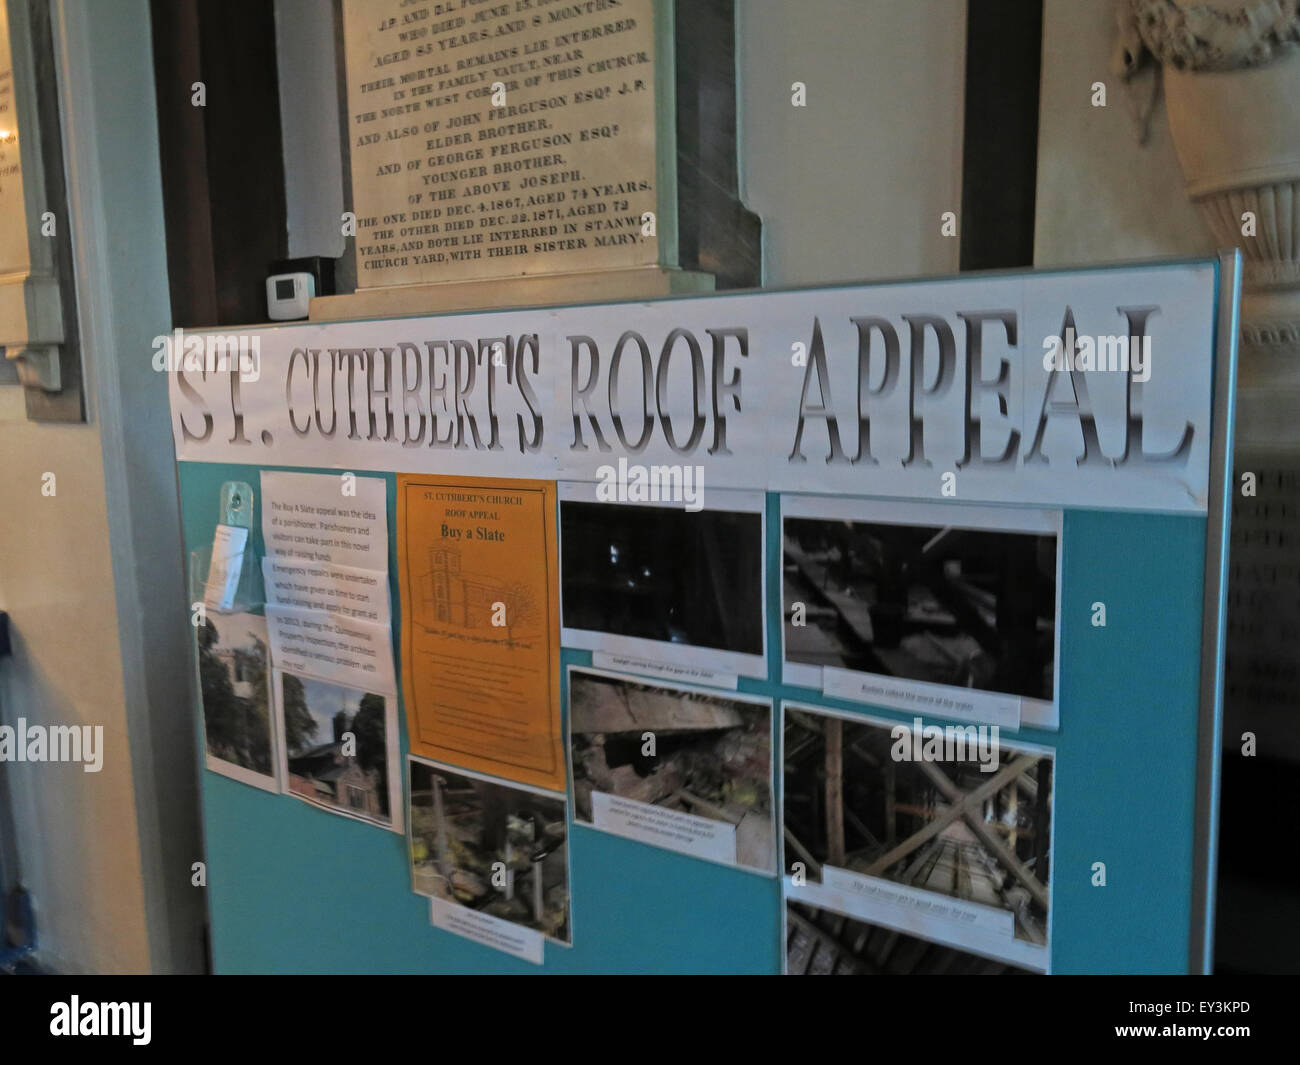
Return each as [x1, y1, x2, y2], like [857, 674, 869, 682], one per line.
[783, 513, 1057, 700]
[408, 760, 570, 943]
[560, 500, 764, 656]
[569, 669, 775, 872]
[783, 706, 1052, 947]
[786, 901, 1037, 975]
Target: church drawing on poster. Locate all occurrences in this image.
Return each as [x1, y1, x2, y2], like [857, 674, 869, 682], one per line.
[415, 545, 540, 643]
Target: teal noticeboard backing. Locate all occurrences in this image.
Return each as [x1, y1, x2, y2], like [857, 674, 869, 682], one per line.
[179, 462, 1210, 974]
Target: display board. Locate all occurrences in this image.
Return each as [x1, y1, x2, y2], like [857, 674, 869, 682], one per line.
[171, 257, 1237, 974]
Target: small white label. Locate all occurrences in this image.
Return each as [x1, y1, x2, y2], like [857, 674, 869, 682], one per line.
[591, 651, 738, 690]
[822, 666, 1022, 730]
[591, 791, 737, 865]
[822, 865, 1016, 937]
[429, 897, 544, 964]
[204, 524, 248, 610]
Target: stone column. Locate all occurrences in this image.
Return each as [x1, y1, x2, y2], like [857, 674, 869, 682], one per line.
[1129, 0, 1300, 754]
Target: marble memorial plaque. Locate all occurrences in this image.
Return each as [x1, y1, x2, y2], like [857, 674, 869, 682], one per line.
[341, 0, 664, 288]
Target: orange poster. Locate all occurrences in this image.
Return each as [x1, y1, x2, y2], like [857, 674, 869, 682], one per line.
[396, 475, 564, 791]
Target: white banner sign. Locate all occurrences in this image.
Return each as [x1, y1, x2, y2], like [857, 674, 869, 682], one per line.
[166, 262, 1220, 512]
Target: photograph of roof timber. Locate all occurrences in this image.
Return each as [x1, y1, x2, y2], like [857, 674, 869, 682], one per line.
[560, 501, 764, 655]
[783, 708, 1052, 946]
[569, 669, 775, 871]
[786, 901, 1037, 975]
[783, 516, 1057, 700]
[408, 760, 570, 943]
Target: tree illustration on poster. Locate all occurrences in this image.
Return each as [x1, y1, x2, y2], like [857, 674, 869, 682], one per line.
[501, 580, 539, 648]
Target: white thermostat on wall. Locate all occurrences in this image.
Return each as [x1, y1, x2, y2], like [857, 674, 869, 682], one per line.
[266, 271, 314, 321]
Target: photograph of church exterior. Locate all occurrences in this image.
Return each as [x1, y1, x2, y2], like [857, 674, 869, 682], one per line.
[281, 673, 391, 828]
[287, 737, 383, 821]
[196, 613, 274, 781]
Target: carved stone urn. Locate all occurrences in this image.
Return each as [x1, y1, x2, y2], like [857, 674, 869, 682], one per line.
[1130, 0, 1300, 438]
[1126, 0, 1300, 752]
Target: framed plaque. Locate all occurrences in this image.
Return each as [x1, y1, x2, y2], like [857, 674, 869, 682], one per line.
[316, 0, 758, 317]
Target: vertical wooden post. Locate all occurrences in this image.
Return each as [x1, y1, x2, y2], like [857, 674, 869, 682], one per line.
[1033, 759, 1051, 885]
[433, 776, 449, 876]
[825, 718, 845, 867]
[532, 856, 544, 923]
[885, 758, 897, 846]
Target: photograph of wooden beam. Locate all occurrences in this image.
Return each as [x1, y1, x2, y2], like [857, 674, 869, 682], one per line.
[782, 506, 1058, 704]
[569, 668, 775, 872]
[785, 901, 1037, 975]
[783, 705, 1053, 947]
